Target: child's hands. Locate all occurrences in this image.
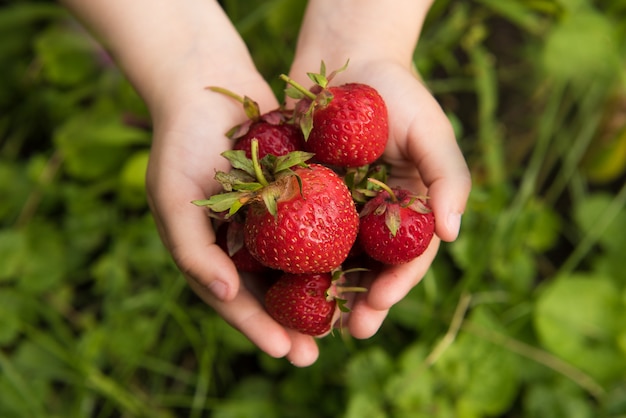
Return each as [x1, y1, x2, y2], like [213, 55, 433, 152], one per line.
[62, 0, 470, 368]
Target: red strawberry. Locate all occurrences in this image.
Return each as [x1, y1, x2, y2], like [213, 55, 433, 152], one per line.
[265, 270, 366, 336]
[304, 83, 387, 167]
[244, 163, 359, 273]
[265, 272, 337, 335]
[358, 180, 435, 265]
[233, 118, 304, 159]
[282, 62, 389, 167]
[192, 142, 359, 273]
[207, 86, 304, 158]
[215, 221, 268, 273]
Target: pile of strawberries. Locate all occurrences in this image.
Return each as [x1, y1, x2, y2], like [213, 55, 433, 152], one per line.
[194, 62, 435, 336]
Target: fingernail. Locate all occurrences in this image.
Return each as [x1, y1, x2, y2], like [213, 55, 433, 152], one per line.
[447, 212, 462, 240]
[207, 280, 229, 301]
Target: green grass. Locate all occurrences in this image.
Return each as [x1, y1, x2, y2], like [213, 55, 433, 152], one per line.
[1, 0, 626, 416]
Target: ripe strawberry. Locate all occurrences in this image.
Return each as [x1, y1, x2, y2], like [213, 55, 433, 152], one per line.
[304, 83, 387, 167]
[215, 221, 268, 273]
[244, 163, 359, 273]
[282, 61, 389, 168]
[265, 272, 337, 335]
[207, 86, 304, 159]
[358, 180, 435, 265]
[233, 118, 304, 159]
[192, 142, 359, 273]
[265, 270, 366, 336]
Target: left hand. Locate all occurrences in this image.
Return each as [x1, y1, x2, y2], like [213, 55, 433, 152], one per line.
[287, 57, 472, 339]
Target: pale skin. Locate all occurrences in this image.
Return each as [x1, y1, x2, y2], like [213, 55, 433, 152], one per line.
[61, 0, 471, 367]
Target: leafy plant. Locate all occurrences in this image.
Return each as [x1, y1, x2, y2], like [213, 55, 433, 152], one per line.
[1, 0, 625, 416]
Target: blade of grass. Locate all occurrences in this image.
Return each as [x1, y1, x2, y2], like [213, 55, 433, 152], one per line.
[0, 350, 47, 417]
[422, 292, 472, 368]
[111, 278, 188, 391]
[493, 81, 567, 256]
[471, 44, 506, 188]
[165, 300, 205, 358]
[374, 292, 472, 392]
[543, 82, 609, 204]
[510, 81, 565, 212]
[232, 0, 282, 35]
[559, 180, 626, 275]
[476, 0, 545, 34]
[139, 355, 196, 386]
[21, 322, 166, 417]
[461, 320, 606, 400]
[190, 348, 214, 418]
[163, 297, 218, 416]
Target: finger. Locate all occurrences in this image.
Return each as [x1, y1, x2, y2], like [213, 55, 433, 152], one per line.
[189, 275, 321, 364]
[365, 237, 440, 311]
[346, 239, 438, 339]
[347, 301, 390, 340]
[186, 275, 294, 359]
[284, 330, 320, 367]
[405, 94, 472, 242]
[240, 272, 320, 366]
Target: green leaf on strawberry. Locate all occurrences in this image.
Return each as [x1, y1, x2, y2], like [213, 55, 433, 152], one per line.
[214, 171, 261, 192]
[345, 163, 390, 204]
[221, 149, 258, 177]
[284, 84, 308, 101]
[192, 139, 314, 219]
[328, 267, 368, 314]
[192, 192, 248, 216]
[281, 60, 348, 141]
[273, 150, 315, 173]
[307, 59, 349, 88]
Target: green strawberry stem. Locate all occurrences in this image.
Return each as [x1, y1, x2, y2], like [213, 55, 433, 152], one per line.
[279, 74, 317, 101]
[329, 268, 368, 302]
[251, 139, 269, 187]
[207, 86, 260, 121]
[335, 285, 368, 294]
[207, 86, 244, 102]
[367, 177, 398, 203]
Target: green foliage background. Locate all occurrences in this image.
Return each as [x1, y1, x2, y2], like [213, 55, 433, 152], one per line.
[1, 0, 626, 416]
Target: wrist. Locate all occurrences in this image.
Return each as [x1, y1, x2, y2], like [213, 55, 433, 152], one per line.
[147, 59, 268, 128]
[63, 0, 269, 119]
[149, 68, 279, 147]
[291, 0, 433, 78]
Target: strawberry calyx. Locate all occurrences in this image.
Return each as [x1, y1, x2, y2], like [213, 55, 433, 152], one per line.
[207, 86, 261, 120]
[317, 267, 368, 335]
[192, 139, 315, 218]
[327, 267, 368, 313]
[222, 216, 245, 257]
[280, 60, 350, 140]
[307, 60, 349, 90]
[362, 178, 432, 237]
[207, 86, 291, 139]
[344, 163, 390, 204]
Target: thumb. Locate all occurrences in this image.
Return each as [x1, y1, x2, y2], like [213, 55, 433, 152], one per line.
[405, 96, 471, 242]
[427, 166, 471, 242]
